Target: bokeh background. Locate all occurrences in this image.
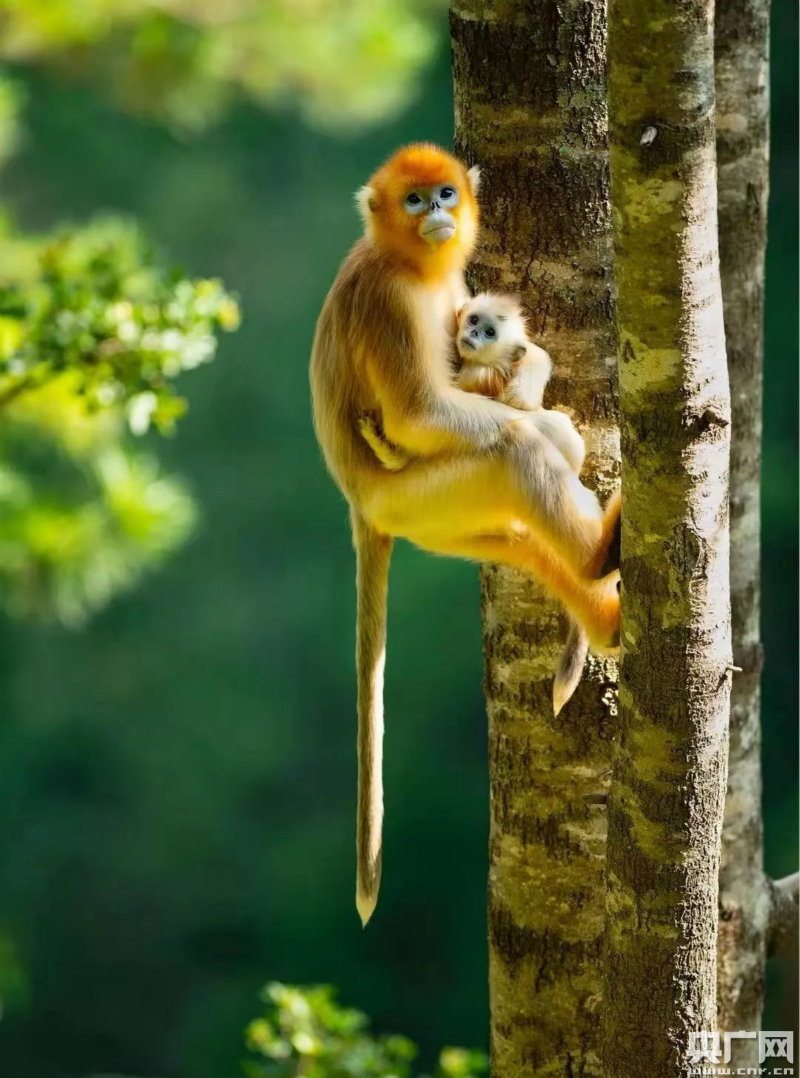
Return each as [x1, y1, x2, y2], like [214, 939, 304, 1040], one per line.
[0, 3, 796, 1076]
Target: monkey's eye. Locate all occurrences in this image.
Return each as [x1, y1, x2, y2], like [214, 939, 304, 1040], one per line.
[468, 314, 479, 326]
[405, 192, 424, 206]
[440, 186, 456, 200]
[485, 326, 496, 338]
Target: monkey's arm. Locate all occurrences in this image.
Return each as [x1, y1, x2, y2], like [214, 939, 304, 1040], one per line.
[376, 371, 530, 458]
[502, 344, 553, 411]
[361, 290, 529, 458]
[393, 388, 532, 456]
[358, 413, 412, 471]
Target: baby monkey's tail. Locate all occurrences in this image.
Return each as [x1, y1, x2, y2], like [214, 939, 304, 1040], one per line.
[553, 488, 621, 716]
[351, 509, 393, 926]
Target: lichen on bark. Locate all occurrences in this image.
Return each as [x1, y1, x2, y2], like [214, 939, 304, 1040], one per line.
[602, 0, 732, 1072]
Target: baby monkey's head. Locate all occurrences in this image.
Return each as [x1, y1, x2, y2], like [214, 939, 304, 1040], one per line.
[456, 293, 528, 369]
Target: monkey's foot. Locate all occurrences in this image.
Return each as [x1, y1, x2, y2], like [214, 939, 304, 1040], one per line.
[590, 488, 621, 577]
[584, 569, 620, 653]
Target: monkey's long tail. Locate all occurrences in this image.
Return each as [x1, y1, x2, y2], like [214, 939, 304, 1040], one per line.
[552, 488, 622, 716]
[352, 509, 393, 927]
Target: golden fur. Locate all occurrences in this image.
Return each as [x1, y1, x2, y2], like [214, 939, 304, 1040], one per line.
[309, 144, 620, 925]
[362, 291, 585, 483]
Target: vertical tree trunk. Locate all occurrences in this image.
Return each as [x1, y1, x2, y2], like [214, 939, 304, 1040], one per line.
[602, 0, 732, 1073]
[451, 3, 617, 1075]
[714, 0, 771, 1057]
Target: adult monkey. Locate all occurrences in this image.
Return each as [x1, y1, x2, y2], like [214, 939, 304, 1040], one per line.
[310, 144, 620, 925]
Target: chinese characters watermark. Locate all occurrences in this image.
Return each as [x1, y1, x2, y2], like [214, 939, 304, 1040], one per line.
[688, 1030, 794, 1075]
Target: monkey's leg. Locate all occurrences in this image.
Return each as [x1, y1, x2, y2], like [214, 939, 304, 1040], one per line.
[363, 444, 603, 573]
[502, 356, 551, 412]
[503, 433, 603, 569]
[551, 487, 621, 713]
[361, 455, 521, 548]
[362, 457, 617, 646]
[431, 532, 619, 651]
[594, 488, 621, 575]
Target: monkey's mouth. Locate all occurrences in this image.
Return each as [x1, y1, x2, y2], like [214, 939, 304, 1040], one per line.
[420, 222, 456, 242]
[459, 337, 477, 351]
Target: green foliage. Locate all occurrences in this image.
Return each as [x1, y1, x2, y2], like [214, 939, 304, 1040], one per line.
[0, 0, 443, 132]
[246, 984, 488, 1078]
[0, 216, 238, 623]
[0, 430, 195, 625]
[0, 216, 239, 433]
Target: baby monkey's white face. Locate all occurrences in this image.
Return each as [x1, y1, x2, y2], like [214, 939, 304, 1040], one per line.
[456, 295, 528, 370]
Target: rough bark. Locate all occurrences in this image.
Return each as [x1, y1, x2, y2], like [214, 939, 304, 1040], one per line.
[714, 0, 771, 1057]
[602, 0, 732, 1074]
[451, 3, 618, 1076]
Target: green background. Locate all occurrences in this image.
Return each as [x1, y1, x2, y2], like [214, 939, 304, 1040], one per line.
[1, 9, 797, 1077]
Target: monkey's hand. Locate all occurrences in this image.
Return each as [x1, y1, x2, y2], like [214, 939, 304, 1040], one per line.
[358, 413, 412, 472]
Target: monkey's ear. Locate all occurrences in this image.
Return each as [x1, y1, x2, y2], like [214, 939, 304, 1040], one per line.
[455, 303, 468, 322]
[355, 185, 379, 223]
[467, 165, 482, 195]
[510, 344, 528, 364]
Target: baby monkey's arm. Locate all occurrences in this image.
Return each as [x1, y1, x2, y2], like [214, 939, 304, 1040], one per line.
[359, 412, 412, 471]
[501, 343, 553, 411]
[499, 342, 584, 474]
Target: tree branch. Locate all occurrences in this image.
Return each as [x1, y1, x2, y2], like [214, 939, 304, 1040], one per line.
[768, 872, 799, 958]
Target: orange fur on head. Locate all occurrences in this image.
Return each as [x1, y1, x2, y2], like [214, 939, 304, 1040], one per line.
[355, 143, 480, 282]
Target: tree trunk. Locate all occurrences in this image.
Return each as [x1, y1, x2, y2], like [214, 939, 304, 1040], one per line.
[714, 0, 771, 1058]
[451, 3, 618, 1076]
[602, 0, 732, 1073]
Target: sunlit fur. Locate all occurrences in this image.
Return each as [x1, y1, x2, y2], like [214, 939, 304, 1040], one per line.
[310, 144, 620, 925]
[363, 288, 599, 716]
[364, 293, 584, 476]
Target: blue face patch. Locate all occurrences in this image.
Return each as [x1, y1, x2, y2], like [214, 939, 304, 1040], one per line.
[463, 311, 499, 348]
[403, 184, 461, 214]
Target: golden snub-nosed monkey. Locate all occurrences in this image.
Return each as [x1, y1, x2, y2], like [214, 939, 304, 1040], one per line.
[309, 143, 620, 926]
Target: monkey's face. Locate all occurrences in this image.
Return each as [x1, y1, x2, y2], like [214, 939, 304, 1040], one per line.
[457, 298, 527, 370]
[402, 184, 460, 245]
[357, 145, 480, 274]
[377, 170, 475, 258]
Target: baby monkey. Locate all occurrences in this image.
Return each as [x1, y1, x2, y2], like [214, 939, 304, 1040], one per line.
[361, 293, 585, 476]
[457, 292, 550, 411]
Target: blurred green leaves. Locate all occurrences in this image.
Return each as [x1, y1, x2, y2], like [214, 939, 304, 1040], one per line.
[0, 215, 238, 624]
[0, 0, 443, 133]
[245, 984, 488, 1078]
[0, 0, 445, 627]
[0, 216, 239, 429]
